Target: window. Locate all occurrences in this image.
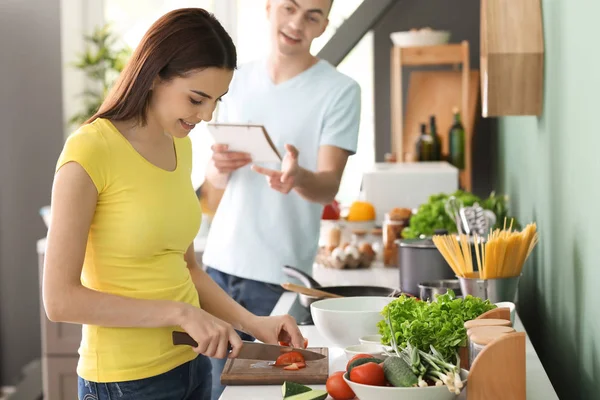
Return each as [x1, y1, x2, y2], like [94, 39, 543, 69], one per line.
[105, 0, 215, 49]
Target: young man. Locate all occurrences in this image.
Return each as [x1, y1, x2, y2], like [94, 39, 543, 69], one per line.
[202, 0, 361, 397]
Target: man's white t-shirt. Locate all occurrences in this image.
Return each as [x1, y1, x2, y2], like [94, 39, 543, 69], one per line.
[202, 58, 361, 284]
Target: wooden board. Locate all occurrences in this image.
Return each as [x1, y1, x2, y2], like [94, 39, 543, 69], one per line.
[220, 347, 329, 386]
[401, 69, 480, 190]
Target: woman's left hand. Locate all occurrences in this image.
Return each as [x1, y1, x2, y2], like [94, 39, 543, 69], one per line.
[251, 144, 301, 194]
[247, 314, 306, 349]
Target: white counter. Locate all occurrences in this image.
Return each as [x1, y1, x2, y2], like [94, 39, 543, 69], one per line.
[220, 269, 558, 400]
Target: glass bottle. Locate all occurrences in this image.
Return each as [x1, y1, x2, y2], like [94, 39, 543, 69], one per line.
[448, 107, 466, 169]
[416, 123, 433, 161]
[429, 115, 442, 161]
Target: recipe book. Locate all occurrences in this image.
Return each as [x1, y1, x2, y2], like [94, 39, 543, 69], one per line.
[207, 123, 282, 163]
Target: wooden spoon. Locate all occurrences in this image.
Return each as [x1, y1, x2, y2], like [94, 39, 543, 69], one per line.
[280, 282, 343, 299]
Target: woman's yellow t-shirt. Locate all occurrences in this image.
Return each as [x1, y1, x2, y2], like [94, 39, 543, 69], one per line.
[55, 118, 202, 383]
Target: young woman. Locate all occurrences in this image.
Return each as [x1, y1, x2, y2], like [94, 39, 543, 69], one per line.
[43, 8, 305, 400]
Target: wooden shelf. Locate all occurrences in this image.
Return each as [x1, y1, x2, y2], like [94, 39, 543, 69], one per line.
[390, 41, 477, 192]
[480, 0, 544, 116]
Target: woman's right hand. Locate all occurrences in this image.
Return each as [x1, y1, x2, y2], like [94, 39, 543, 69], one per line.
[179, 305, 243, 359]
[211, 144, 252, 173]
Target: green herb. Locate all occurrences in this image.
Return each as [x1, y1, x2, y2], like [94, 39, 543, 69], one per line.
[377, 290, 496, 362]
[401, 190, 520, 239]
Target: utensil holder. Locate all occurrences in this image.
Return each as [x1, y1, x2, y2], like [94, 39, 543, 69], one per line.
[458, 274, 521, 303]
[467, 331, 526, 399]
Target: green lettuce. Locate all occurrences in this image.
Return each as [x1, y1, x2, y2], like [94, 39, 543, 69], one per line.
[377, 290, 497, 361]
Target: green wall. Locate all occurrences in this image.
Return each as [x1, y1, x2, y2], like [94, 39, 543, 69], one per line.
[496, 1, 600, 399]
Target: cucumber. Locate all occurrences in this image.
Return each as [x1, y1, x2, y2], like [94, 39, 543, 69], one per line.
[285, 389, 328, 400]
[382, 356, 418, 387]
[281, 381, 312, 398]
[347, 357, 384, 375]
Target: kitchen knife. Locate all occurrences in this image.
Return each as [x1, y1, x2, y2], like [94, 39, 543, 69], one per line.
[172, 331, 325, 361]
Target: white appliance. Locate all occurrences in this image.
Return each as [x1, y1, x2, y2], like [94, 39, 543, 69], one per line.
[361, 162, 459, 225]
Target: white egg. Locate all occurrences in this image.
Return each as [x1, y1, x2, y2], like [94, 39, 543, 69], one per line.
[345, 245, 361, 260]
[331, 247, 344, 261]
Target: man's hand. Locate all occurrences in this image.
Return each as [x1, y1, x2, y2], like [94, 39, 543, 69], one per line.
[211, 144, 252, 174]
[251, 144, 301, 194]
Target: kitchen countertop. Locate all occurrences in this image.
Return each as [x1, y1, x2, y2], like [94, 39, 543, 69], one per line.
[220, 264, 558, 400]
[36, 238, 557, 399]
[220, 292, 558, 400]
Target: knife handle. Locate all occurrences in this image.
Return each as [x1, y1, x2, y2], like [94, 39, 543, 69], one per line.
[172, 331, 233, 352]
[172, 331, 198, 346]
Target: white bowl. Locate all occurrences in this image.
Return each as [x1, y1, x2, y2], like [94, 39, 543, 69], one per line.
[344, 344, 387, 361]
[344, 368, 468, 400]
[390, 29, 450, 47]
[495, 301, 516, 325]
[310, 296, 393, 348]
[359, 334, 384, 346]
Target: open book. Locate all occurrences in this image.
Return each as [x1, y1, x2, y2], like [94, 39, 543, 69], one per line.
[206, 123, 282, 163]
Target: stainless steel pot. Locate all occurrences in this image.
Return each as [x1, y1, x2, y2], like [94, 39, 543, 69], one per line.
[396, 237, 456, 297]
[418, 279, 462, 301]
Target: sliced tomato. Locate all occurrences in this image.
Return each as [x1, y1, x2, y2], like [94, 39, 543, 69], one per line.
[275, 351, 305, 366]
[283, 363, 300, 371]
[349, 362, 386, 386]
[295, 362, 306, 369]
[326, 371, 355, 400]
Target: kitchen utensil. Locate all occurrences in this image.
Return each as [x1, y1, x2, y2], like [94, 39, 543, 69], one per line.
[283, 265, 401, 308]
[280, 282, 343, 299]
[396, 238, 456, 297]
[417, 279, 461, 301]
[444, 196, 464, 234]
[171, 332, 325, 362]
[460, 202, 494, 236]
[359, 334, 384, 346]
[344, 344, 387, 360]
[458, 274, 521, 303]
[310, 296, 394, 348]
[344, 369, 468, 400]
[220, 347, 329, 386]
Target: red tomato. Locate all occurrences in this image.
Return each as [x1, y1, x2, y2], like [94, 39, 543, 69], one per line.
[326, 371, 355, 400]
[322, 200, 341, 220]
[275, 351, 305, 366]
[349, 362, 386, 386]
[346, 353, 375, 371]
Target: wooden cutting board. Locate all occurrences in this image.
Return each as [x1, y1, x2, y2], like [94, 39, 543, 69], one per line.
[220, 347, 329, 385]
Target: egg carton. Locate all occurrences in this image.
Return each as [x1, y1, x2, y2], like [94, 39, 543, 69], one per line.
[316, 246, 375, 269]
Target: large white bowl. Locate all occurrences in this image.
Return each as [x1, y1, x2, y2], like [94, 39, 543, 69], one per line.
[390, 29, 450, 47]
[310, 296, 393, 348]
[344, 368, 468, 400]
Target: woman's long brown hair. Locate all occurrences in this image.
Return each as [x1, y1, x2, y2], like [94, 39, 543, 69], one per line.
[85, 8, 236, 126]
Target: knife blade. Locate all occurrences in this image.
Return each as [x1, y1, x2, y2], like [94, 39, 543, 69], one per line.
[172, 331, 325, 361]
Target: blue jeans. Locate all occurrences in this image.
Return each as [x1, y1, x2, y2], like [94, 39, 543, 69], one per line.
[78, 355, 212, 400]
[205, 267, 284, 400]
